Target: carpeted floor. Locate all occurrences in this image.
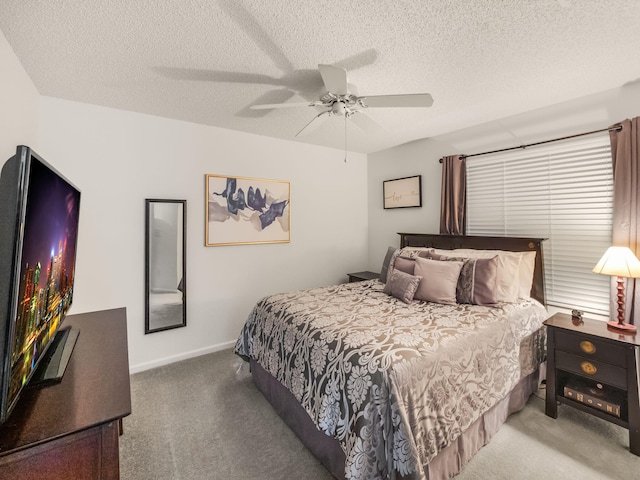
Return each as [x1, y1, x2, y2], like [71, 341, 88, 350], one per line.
[120, 348, 640, 480]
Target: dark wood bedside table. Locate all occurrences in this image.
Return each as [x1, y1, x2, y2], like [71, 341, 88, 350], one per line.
[347, 271, 380, 283]
[544, 312, 640, 455]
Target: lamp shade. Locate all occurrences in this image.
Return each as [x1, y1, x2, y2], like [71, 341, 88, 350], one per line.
[592, 246, 640, 278]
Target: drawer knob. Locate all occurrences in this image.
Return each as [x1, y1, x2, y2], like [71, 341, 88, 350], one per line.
[580, 341, 596, 354]
[580, 361, 598, 375]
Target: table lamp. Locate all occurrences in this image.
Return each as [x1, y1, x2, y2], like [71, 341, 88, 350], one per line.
[593, 246, 640, 333]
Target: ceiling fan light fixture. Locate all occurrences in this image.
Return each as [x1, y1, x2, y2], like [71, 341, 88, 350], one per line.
[332, 101, 346, 116]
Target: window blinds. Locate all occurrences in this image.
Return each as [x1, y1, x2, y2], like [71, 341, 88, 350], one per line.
[466, 134, 613, 315]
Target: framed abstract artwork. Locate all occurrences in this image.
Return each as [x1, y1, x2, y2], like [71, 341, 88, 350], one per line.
[383, 175, 422, 209]
[205, 174, 290, 246]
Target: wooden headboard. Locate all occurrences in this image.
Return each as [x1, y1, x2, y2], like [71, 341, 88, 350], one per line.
[398, 233, 547, 306]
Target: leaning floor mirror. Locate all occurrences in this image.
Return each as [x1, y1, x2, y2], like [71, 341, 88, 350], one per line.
[145, 199, 187, 334]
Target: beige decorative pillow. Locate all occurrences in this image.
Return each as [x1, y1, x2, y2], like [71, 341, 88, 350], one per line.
[433, 248, 522, 303]
[426, 252, 499, 305]
[450, 248, 537, 300]
[413, 257, 463, 305]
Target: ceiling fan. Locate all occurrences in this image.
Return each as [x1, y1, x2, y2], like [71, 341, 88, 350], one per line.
[250, 64, 434, 137]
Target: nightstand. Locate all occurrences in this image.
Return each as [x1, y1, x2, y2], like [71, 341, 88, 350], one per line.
[544, 313, 640, 455]
[347, 271, 380, 283]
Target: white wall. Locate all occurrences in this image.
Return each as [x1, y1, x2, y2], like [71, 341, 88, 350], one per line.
[37, 97, 368, 372]
[8, 14, 640, 368]
[367, 80, 640, 273]
[0, 29, 38, 159]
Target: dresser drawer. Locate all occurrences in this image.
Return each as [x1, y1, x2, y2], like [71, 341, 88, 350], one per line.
[555, 351, 627, 389]
[555, 330, 627, 367]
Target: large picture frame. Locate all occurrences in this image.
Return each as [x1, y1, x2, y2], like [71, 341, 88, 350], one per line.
[205, 174, 290, 246]
[383, 175, 422, 209]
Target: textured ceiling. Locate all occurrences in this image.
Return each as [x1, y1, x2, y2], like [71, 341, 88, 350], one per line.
[2, 1, 640, 154]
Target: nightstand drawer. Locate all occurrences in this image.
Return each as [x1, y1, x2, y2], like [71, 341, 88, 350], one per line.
[555, 351, 627, 389]
[555, 330, 627, 367]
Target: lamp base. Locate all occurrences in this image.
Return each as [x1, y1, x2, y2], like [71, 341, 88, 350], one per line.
[607, 321, 637, 333]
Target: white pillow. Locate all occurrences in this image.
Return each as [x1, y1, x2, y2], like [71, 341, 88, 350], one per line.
[516, 251, 536, 299]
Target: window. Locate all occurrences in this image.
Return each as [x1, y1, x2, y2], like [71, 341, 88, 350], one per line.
[466, 134, 613, 315]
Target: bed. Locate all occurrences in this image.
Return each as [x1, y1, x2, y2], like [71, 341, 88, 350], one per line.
[234, 234, 548, 480]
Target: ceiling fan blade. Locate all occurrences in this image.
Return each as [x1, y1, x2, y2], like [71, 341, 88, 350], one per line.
[250, 101, 323, 110]
[153, 67, 282, 86]
[348, 111, 386, 135]
[238, 89, 295, 118]
[295, 111, 332, 137]
[334, 49, 378, 72]
[218, 0, 294, 73]
[358, 93, 434, 108]
[318, 64, 348, 95]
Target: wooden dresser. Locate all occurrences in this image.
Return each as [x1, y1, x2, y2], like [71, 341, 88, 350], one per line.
[0, 308, 132, 479]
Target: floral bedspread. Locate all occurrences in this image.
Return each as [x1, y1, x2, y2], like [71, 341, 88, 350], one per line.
[234, 280, 547, 480]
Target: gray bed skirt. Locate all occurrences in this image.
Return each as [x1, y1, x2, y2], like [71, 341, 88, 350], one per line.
[250, 358, 545, 480]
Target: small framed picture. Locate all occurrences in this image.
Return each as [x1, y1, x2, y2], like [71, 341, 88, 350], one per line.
[383, 175, 422, 209]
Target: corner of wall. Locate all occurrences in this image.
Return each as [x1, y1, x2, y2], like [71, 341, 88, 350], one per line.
[0, 28, 39, 160]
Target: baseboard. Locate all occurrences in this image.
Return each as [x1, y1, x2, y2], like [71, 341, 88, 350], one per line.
[129, 340, 237, 374]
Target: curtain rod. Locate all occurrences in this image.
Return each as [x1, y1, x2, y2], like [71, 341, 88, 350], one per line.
[438, 125, 623, 163]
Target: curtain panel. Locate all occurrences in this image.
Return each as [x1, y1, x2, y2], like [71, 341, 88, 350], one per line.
[439, 155, 466, 235]
[609, 117, 640, 324]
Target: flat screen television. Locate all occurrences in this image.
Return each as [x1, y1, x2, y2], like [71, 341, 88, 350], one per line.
[0, 145, 81, 424]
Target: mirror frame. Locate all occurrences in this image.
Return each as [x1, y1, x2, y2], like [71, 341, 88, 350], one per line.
[145, 199, 187, 334]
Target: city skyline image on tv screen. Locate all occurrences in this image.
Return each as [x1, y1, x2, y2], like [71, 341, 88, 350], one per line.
[8, 156, 80, 408]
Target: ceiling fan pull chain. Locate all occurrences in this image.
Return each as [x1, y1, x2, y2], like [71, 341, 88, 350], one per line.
[344, 114, 348, 163]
